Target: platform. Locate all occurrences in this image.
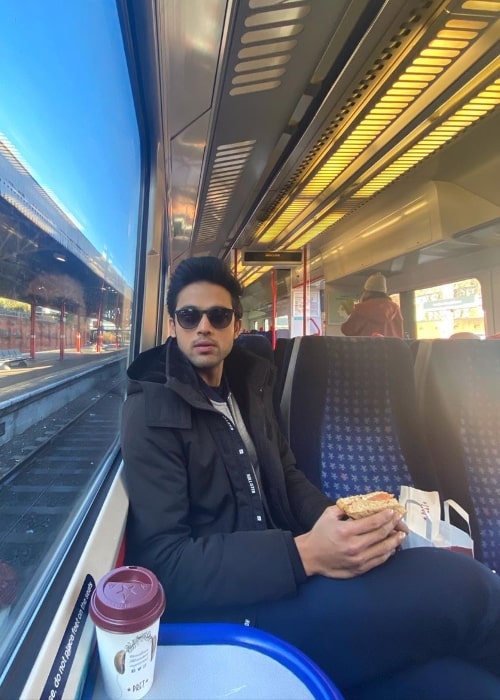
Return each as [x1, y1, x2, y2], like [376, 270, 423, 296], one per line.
[0, 347, 128, 405]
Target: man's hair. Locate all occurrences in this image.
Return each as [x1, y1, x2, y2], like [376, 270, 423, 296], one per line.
[167, 256, 243, 319]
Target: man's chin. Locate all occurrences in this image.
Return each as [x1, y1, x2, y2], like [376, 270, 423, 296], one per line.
[190, 355, 219, 369]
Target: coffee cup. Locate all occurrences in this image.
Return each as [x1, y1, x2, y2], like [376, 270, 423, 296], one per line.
[90, 566, 166, 700]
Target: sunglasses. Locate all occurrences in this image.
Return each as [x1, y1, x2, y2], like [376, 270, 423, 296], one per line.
[174, 306, 236, 330]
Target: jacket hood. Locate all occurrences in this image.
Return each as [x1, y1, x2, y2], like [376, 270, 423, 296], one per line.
[127, 343, 167, 383]
[126, 337, 275, 400]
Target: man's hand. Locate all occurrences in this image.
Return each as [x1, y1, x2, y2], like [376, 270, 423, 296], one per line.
[295, 505, 407, 578]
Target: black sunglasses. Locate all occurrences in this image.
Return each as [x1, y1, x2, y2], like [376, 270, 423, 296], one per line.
[174, 306, 236, 330]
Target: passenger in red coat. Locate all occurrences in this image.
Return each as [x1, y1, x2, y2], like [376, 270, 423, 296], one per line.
[341, 272, 404, 338]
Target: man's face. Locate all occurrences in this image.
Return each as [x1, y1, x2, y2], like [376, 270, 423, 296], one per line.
[169, 281, 241, 386]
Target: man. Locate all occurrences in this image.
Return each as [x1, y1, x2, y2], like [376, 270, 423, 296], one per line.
[341, 272, 404, 338]
[122, 256, 500, 699]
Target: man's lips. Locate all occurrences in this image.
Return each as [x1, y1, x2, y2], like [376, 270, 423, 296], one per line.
[193, 341, 217, 351]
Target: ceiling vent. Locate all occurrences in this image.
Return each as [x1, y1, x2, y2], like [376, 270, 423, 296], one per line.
[230, 3, 311, 96]
[197, 141, 256, 245]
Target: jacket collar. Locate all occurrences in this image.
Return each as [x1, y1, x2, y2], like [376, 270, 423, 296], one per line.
[126, 337, 274, 429]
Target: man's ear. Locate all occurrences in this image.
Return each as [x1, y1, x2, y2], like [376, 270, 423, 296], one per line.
[234, 319, 242, 338]
[169, 317, 176, 337]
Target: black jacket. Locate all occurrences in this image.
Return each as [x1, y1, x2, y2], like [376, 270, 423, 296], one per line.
[121, 338, 332, 623]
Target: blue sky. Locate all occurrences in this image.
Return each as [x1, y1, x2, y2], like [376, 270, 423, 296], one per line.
[0, 0, 140, 284]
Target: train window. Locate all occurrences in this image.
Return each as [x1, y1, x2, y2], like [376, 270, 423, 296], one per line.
[415, 278, 485, 339]
[0, 0, 139, 684]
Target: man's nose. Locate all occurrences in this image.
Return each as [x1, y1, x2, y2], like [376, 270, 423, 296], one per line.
[197, 313, 213, 332]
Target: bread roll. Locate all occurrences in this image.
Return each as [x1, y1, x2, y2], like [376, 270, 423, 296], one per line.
[336, 491, 406, 519]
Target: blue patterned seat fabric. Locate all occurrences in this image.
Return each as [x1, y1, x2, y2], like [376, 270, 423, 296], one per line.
[286, 336, 437, 500]
[320, 338, 413, 498]
[420, 339, 500, 572]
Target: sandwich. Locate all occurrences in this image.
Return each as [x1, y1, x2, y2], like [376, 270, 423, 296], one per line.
[336, 491, 406, 520]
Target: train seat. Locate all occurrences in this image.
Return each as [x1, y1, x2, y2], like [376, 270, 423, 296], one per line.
[235, 333, 274, 363]
[280, 336, 437, 498]
[237, 333, 288, 429]
[416, 338, 500, 572]
[273, 337, 296, 412]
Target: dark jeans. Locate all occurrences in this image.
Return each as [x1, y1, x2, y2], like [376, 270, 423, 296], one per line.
[254, 548, 500, 699]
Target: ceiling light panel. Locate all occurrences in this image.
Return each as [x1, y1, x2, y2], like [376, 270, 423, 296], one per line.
[186, 0, 355, 259]
[252, 0, 498, 250]
[239, 265, 274, 288]
[353, 77, 500, 198]
[291, 211, 350, 249]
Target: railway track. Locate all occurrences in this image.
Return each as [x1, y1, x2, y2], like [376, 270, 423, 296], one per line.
[0, 377, 125, 595]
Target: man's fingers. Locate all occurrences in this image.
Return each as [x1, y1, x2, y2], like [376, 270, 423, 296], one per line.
[346, 508, 396, 534]
[395, 519, 410, 534]
[360, 530, 406, 572]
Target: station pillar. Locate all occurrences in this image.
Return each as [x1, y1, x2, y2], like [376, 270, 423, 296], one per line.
[76, 311, 82, 353]
[59, 302, 65, 360]
[30, 301, 36, 360]
[96, 328, 103, 353]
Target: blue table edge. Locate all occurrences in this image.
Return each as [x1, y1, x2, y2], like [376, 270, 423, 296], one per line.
[81, 622, 344, 700]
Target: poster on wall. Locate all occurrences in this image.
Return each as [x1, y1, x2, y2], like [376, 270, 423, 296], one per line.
[327, 290, 357, 325]
[291, 289, 322, 336]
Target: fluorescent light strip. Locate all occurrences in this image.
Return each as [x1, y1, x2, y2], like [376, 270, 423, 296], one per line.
[254, 16, 489, 246]
[291, 212, 348, 248]
[353, 79, 500, 197]
[260, 200, 310, 243]
[239, 266, 273, 287]
[299, 28, 479, 198]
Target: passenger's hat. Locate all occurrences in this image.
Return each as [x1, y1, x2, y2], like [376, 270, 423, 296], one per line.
[364, 272, 387, 294]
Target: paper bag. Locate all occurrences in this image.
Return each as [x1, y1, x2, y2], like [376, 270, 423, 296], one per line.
[399, 486, 474, 557]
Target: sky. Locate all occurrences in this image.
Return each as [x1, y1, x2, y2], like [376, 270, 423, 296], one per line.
[0, 0, 140, 285]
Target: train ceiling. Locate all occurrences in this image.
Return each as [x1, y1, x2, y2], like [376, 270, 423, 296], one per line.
[123, 0, 500, 286]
